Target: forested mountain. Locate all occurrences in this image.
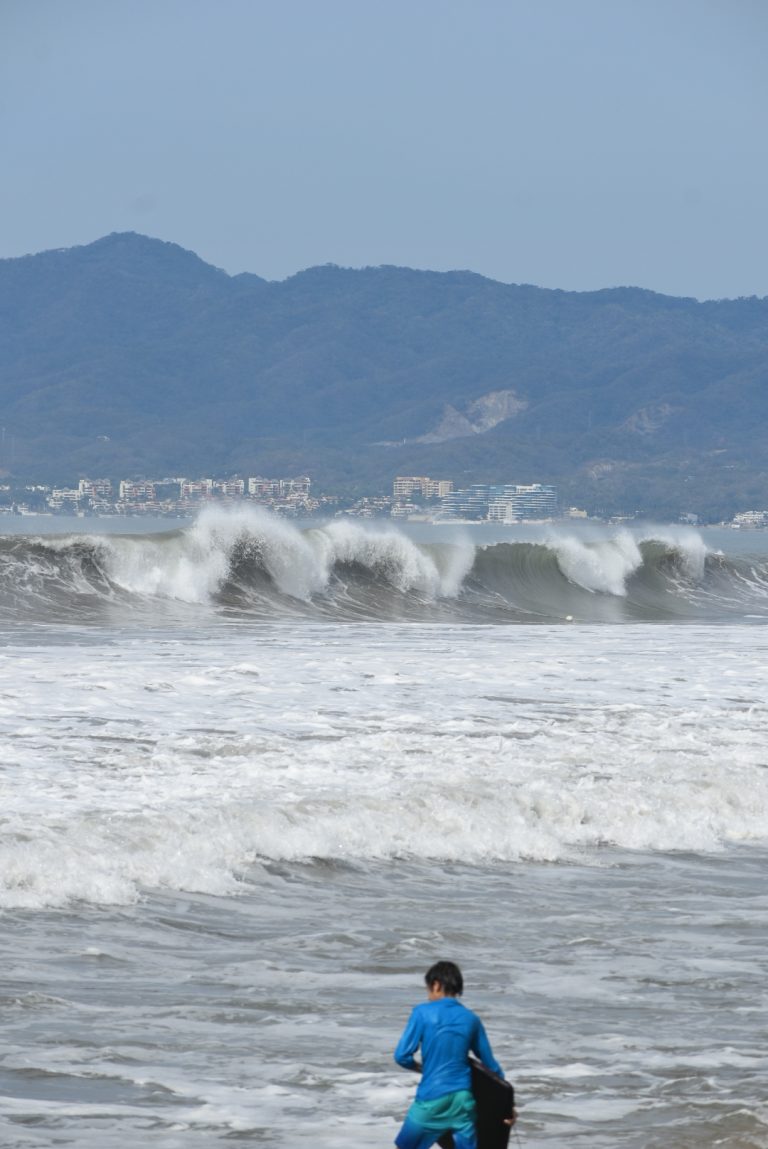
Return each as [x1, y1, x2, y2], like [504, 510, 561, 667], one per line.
[2, 231, 767, 518]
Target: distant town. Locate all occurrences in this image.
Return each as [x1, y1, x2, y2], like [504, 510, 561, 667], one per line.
[0, 473, 766, 528]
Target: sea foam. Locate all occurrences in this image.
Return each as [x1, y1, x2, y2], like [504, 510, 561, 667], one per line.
[1, 621, 767, 909]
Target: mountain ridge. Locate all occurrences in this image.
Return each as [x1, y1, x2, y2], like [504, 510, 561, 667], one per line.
[1, 232, 767, 518]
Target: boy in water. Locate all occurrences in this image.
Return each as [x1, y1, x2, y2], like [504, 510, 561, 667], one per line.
[394, 961, 511, 1149]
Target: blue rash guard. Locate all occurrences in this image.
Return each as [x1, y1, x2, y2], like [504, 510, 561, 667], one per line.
[394, 997, 504, 1102]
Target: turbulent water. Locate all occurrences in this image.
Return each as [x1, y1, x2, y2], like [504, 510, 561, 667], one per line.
[1, 508, 767, 1147]
[1, 507, 767, 624]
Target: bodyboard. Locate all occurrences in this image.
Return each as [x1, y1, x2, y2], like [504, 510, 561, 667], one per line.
[436, 1058, 515, 1149]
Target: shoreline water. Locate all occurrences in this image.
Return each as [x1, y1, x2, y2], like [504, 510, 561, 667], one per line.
[1, 514, 767, 1145]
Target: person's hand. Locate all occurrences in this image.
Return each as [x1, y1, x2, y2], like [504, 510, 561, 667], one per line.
[503, 1108, 518, 1127]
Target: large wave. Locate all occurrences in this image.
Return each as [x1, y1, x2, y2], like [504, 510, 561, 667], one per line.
[0, 507, 766, 623]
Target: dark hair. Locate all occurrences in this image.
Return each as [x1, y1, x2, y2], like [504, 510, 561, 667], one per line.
[425, 961, 464, 997]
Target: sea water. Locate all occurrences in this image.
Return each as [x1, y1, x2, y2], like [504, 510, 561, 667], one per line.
[0, 509, 767, 1147]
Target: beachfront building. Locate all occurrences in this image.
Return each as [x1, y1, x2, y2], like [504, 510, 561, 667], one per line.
[732, 510, 768, 528]
[48, 487, 81, 511]
[438, 484, 497, 520]
[440, 483, 558, 521]
[487, 484, 558, 522]
[393, 476, 453, 501]
[215, 478, 245, 498]
[78, 478, 113, 500]
[120, 480, 157, 502]
[248, 476, 311, 499]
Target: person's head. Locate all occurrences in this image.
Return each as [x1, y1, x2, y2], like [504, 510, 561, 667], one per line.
[425, 960, 463, 999]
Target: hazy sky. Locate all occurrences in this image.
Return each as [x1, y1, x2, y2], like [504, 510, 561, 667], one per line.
[1, 0, 766, 298]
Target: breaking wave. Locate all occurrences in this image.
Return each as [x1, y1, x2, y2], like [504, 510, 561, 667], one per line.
[1, 507, 767, 624]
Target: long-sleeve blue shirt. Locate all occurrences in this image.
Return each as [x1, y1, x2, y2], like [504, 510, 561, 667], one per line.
[394, 997, 504, 1101]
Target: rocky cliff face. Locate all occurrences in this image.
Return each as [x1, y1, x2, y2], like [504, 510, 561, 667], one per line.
[414, 390, 528, 443]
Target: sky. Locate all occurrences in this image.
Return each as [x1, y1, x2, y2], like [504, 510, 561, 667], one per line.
[1, 0, 766, 299]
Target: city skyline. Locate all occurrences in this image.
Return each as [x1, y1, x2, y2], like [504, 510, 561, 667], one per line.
[3, 469, 768, 527]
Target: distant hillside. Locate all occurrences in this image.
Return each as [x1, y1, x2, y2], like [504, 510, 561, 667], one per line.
[1, 231, 767, 518]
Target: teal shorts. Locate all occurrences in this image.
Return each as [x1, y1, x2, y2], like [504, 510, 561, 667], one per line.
[395, 1089, 477, 1149]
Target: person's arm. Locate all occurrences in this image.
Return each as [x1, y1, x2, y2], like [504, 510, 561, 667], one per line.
[471, 1018, 505, 1079]
[394, 1009, 423, 1070]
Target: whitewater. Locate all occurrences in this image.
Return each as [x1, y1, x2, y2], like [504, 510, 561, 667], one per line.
[1, 508, 767, 1148]
[0, 506, 764, 623]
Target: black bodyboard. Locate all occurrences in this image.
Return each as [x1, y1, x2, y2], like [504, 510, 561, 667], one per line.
[436, 1058, 515, 1149]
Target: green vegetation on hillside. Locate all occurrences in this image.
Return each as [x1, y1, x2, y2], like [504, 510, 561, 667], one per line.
[1, 232, 767, 519]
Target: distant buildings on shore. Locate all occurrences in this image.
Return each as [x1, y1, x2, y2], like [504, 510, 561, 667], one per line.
[0, 471, 565, 522]
[392, 476, 454, 501]
[390, 475, 559, 522]
[444, 482, 557, 522]
[731, 510, 768, 528]
[1, 472, 766, 528]
[9, 475, 324, 518]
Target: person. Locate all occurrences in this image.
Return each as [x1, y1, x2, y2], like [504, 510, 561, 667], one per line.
[393, 960, 512, 1149]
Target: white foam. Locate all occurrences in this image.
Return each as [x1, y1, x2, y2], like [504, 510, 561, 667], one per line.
[637, 524, 709, 580]
[38, 509, 475, 607]
[1, 622, 767, 908]
[11, 515, 732, 622]
[314, 519, 474, 598]
[549, 529, 643, 596]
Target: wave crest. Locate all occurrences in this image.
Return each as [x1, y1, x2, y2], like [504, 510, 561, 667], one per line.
[1, 508, 766, 623]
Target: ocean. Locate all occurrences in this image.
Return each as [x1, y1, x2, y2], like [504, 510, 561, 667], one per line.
[1, 508, 767, 1148]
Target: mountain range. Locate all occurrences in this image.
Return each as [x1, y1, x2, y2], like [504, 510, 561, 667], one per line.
[1, 231, 767, 518]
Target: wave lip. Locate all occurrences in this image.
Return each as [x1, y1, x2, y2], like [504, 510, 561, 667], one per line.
[1, 510, 767, 623]
[550, 529, 643, 596]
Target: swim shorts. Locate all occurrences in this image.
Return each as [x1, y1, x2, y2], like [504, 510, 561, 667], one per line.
[395, 1089, 477, 1149]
